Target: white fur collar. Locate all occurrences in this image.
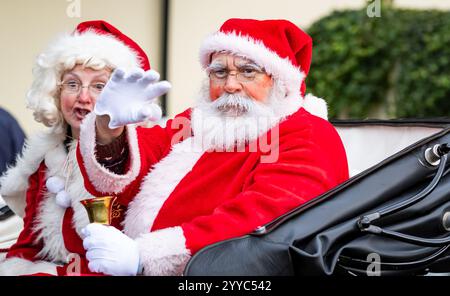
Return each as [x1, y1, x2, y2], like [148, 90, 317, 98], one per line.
[123, 138, 204, 238]
[0, 131, 93, 263]
[33, 140, 94, 263]
[123, 94, 327, 238]
[0, 131, 64, 217]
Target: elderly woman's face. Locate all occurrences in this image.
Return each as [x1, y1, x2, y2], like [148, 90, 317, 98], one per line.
[59, 64, 110, 137]
[208, 53, 273, 102]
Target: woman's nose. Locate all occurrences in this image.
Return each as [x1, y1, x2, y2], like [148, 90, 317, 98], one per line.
[77, 87, 93, 103]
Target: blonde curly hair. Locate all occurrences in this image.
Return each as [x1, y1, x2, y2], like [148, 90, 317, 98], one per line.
[26, 29, 144, 134]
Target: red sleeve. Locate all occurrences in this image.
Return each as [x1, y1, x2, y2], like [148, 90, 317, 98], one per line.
[6, 162, 47, 260]
[182, 114, 349, 253]
[115, 110, 193, 203]
[77, 109, 192, 203]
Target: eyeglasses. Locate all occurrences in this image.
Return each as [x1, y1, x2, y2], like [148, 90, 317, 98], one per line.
[58, 80, 106, 97]
[208, 66, 267, 83]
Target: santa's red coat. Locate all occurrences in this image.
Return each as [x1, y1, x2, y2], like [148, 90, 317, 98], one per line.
[0, 98, 348, 276]
[76, 105, 349, 275]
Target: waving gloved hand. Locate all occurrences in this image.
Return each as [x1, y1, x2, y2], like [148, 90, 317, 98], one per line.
[82, 223, 141, 276]
[94, 68, 171, 128]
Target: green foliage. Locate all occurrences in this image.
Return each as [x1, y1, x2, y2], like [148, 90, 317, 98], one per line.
[306, 7, 450, 119]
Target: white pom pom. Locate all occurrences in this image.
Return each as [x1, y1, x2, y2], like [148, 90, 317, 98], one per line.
[46, 176, 65, 193]
[55, 190, 71, 208]
[302, 94, 328, 120]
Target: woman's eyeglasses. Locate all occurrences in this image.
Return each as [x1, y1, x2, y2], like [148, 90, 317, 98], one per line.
[58, 80, 106, 97]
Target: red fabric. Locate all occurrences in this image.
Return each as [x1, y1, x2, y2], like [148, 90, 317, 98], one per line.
[75, 20, 150, 71]
[219, 19, 312, 96]
[159, 108, 348, 253]
[6, 162, 47, 260]
[24, 273, 55, 276]
[4, 163, 108, 276]
[62, 208, 85, 256]
[77, 109, 192, 199]
[91, 108, 348, 255]
[56, 257, 104, 276]
[57, 207, 97, 276]
[4, 162, 91, 276]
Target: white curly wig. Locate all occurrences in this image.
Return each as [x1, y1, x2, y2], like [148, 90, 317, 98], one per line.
[26, 27, 145, 134]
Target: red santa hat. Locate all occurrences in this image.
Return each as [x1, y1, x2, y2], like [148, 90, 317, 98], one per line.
[74, 20, 150, 71]
[199, 18, 312, 98]
[27, 20, 149, 131]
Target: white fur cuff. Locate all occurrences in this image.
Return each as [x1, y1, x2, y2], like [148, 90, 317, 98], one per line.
[0, 257, 59, 276]
[78, 112, 141, 194]
[135, 226, 191, 276]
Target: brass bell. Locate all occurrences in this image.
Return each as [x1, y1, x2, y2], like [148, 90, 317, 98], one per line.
[80, 196, 117, 225]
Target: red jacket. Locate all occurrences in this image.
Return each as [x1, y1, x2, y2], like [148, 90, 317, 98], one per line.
[77, 105, 349, 275]
[0, 132, 108, 276]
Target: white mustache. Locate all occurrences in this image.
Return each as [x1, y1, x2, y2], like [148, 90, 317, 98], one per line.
[210, 94, 255, 116]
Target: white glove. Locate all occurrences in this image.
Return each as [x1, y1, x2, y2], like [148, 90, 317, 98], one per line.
[82, 223, 141, 276]
[46, 176, 71, 208]
[94, 68, 171, 128]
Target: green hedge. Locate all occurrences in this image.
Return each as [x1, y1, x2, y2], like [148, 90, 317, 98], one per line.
[306, 7, 450, 119]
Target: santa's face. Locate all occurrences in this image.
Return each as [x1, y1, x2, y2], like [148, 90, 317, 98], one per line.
[59, 65, 110, 139]
[208, 53, 273, 115]
[191, 54, 282, 151]
[190, 53, 301, 151]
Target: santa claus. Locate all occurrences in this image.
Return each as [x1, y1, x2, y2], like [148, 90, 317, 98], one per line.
[77, 18, 349, 276]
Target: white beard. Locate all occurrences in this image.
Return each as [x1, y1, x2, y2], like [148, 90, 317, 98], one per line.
[190, 81, 295, 152]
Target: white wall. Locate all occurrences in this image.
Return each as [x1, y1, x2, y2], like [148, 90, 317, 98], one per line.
[0, 0, 163, 136]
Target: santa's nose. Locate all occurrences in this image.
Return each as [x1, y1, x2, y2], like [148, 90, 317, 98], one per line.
[223, 74, 243, 93]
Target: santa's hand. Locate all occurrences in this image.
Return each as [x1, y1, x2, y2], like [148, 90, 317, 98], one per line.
[82, 223, 141, 276]
[94, 68, 171, 128]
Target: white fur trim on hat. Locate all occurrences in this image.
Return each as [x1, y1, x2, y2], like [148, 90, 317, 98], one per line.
[39, 30, 142, 72]
[27, 30, 142, 132]
[199, 31, 305, 101]
[135, 226, 191, 276]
